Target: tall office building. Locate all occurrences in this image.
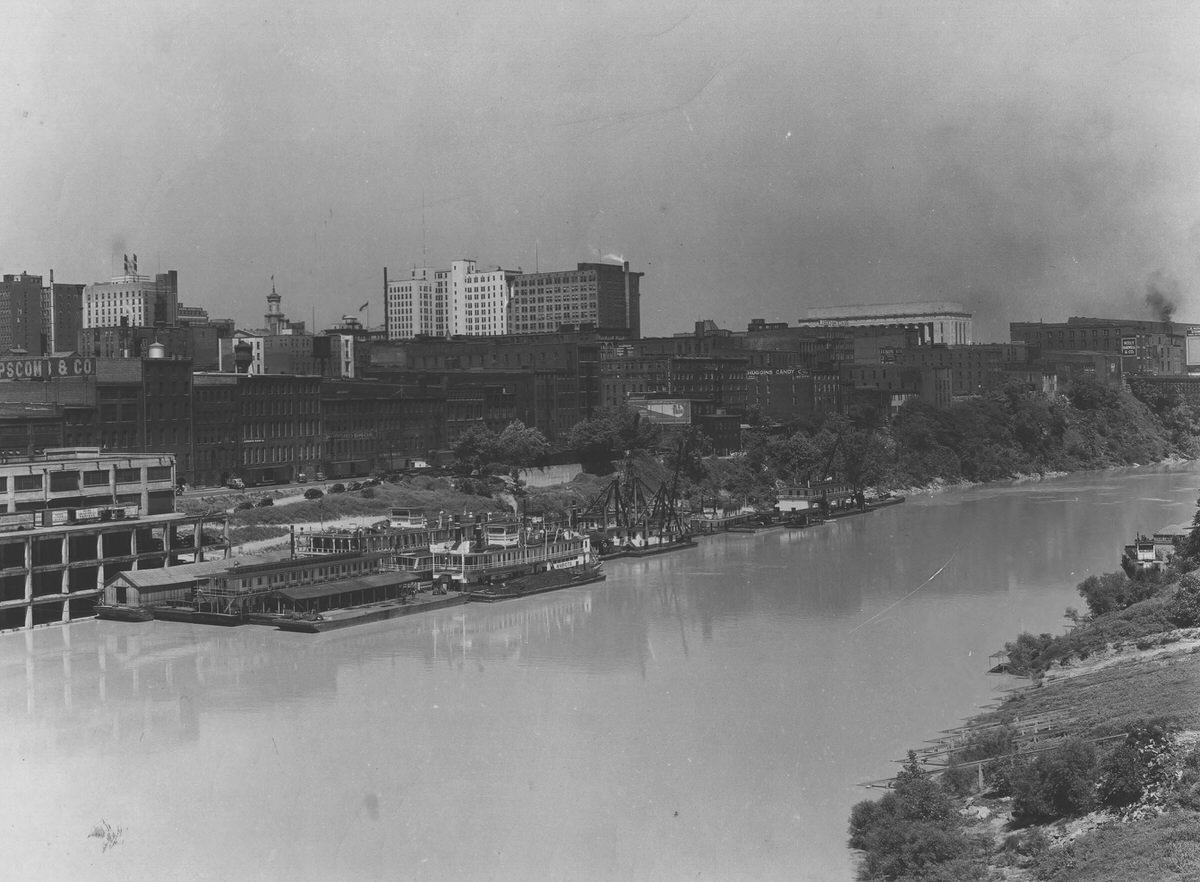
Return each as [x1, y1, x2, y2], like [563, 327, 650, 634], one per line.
[83, 257, 179, 329]
[0, 272, 45, 353]
[508, 261, 642, 338]
[386, 266, 448, 339]
[41, 273, 85, 354]
[385, 257, 642, 340]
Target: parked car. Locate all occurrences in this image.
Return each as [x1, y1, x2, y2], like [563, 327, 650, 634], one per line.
[297, 473, 308, 483]
[315, 472, 326, 481]
[227, 477, 246, 490]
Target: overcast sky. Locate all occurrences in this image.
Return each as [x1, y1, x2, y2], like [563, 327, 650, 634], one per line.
[3, 0, 1198, 341]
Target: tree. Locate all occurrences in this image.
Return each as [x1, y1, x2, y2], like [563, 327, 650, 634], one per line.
[1010, 738, 1098, 824]
[565, 407, 661, 467]
[848, 752, 976, 879]
[452, 423, 499, 474]
[492, 421, 549, 475]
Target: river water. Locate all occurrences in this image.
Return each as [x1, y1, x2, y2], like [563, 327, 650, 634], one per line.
[2, 463, 1198, 881]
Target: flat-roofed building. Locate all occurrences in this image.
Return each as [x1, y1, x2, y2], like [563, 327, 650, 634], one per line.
[1010, 317, 1200, 377]
[0, 447, 228, 632]
[509, 261, 642, 338]
[83, 261, 179, 328]
[797, 301, 972, 345]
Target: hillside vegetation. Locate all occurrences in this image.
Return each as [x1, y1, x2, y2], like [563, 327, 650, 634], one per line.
[846, 497, 1200, 881]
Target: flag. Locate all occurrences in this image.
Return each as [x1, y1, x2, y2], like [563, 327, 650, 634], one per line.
[359, 301, 369, 311]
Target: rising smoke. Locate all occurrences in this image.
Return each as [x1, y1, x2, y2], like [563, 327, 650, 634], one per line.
[1143, 270, 1179, 323]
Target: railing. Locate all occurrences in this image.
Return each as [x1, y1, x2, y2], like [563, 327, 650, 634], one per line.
[433, 540, 589, 574]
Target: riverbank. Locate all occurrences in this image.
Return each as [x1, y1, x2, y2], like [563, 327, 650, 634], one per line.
[956, 640, 1200, 881]
[851, 590, 1200, 880]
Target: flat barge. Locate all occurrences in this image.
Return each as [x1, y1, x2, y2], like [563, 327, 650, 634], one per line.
[274, 590, 467, 633]
[467, 564, 606, 603]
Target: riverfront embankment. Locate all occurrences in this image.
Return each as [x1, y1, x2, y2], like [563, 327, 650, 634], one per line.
[850, 586, 1200, 880]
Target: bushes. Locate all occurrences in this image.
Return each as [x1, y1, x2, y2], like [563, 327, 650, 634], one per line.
[1165, 574, 1200, 628]
[1009, 738, 1099, 824]
[848, 752, 983, 879]
[1077, 571, 1162, 618]
[303, 488, 324, 500]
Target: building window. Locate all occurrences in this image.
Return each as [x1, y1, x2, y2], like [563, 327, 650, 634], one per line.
[14, 475, 42, 492]
[115, 468, 140, 484]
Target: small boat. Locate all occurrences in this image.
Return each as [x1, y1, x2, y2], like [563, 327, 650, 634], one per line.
[149, 603, 245, 626]
[94, 604, 154, 622]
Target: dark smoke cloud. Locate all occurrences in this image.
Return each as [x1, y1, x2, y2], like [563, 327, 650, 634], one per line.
[1144, 271, 1179, 323]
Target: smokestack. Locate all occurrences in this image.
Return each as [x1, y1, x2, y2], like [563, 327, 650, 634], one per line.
[623, 261, 630, 336]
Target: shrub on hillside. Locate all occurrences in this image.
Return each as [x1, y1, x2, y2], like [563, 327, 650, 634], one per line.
[1164, 574, 1200, 628]
[303, 488, 324, 500]
[1010, 738, 1099, 824]
[1099, 720, 1176, 809]
[1077, 571, 1161, 618]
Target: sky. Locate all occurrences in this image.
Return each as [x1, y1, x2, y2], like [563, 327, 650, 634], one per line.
[3, 0, 1199, 342]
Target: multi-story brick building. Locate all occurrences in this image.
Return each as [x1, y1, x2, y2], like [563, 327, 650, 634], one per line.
[0, 272, 45, 354]
[893, 343, 1035, 396]
[508, 261, 642, 338]
[41, 273, 85, 355]
[1010, 317, 1199, 377]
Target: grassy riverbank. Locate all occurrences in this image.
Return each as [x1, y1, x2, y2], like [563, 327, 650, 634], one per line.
[849, 577, 1200, 881]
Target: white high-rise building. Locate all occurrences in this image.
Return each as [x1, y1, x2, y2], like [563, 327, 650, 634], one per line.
[83, 259, 178, 329]
[385, 259, 519, 339]
[385, 266, 448, 339]
[448, 259, 519, 336]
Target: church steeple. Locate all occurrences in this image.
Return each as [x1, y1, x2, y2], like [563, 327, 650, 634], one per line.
[265, 276, 284, 334]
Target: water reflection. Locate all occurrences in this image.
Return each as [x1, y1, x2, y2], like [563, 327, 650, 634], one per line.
[1, 463, 1197, 881]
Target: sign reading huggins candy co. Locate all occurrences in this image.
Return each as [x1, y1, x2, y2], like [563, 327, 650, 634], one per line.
[0, 356, 95, 380]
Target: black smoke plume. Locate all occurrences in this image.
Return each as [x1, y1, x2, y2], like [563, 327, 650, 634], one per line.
[1144, 271, 1178, 323]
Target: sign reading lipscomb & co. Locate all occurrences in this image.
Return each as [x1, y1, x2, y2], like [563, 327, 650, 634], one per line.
[0, 356, 95, 380]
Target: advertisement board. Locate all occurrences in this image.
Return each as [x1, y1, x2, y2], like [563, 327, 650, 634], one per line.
[1188, 329, 1200, 368]
[629, 398, 692, 425]
[0, 356, 95, 380]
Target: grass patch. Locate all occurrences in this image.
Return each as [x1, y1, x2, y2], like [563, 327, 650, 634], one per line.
[228, 524, 290, 545]
[1028, 810, 1200, 881]
[981, 650, 1200, 737]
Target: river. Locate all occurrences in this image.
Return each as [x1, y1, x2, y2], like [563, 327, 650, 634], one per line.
[2, 463, 1197, 881]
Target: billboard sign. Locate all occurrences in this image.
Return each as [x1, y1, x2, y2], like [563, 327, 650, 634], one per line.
[0, 356, 95, 380]
[1120, 337, 1138, 357]
[630, 398, 692, 425]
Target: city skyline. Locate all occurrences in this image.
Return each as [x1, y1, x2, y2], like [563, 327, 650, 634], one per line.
[4, 1, 1199, 342]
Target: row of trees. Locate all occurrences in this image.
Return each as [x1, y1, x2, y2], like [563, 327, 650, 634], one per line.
[450, 378, 1200, 510]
